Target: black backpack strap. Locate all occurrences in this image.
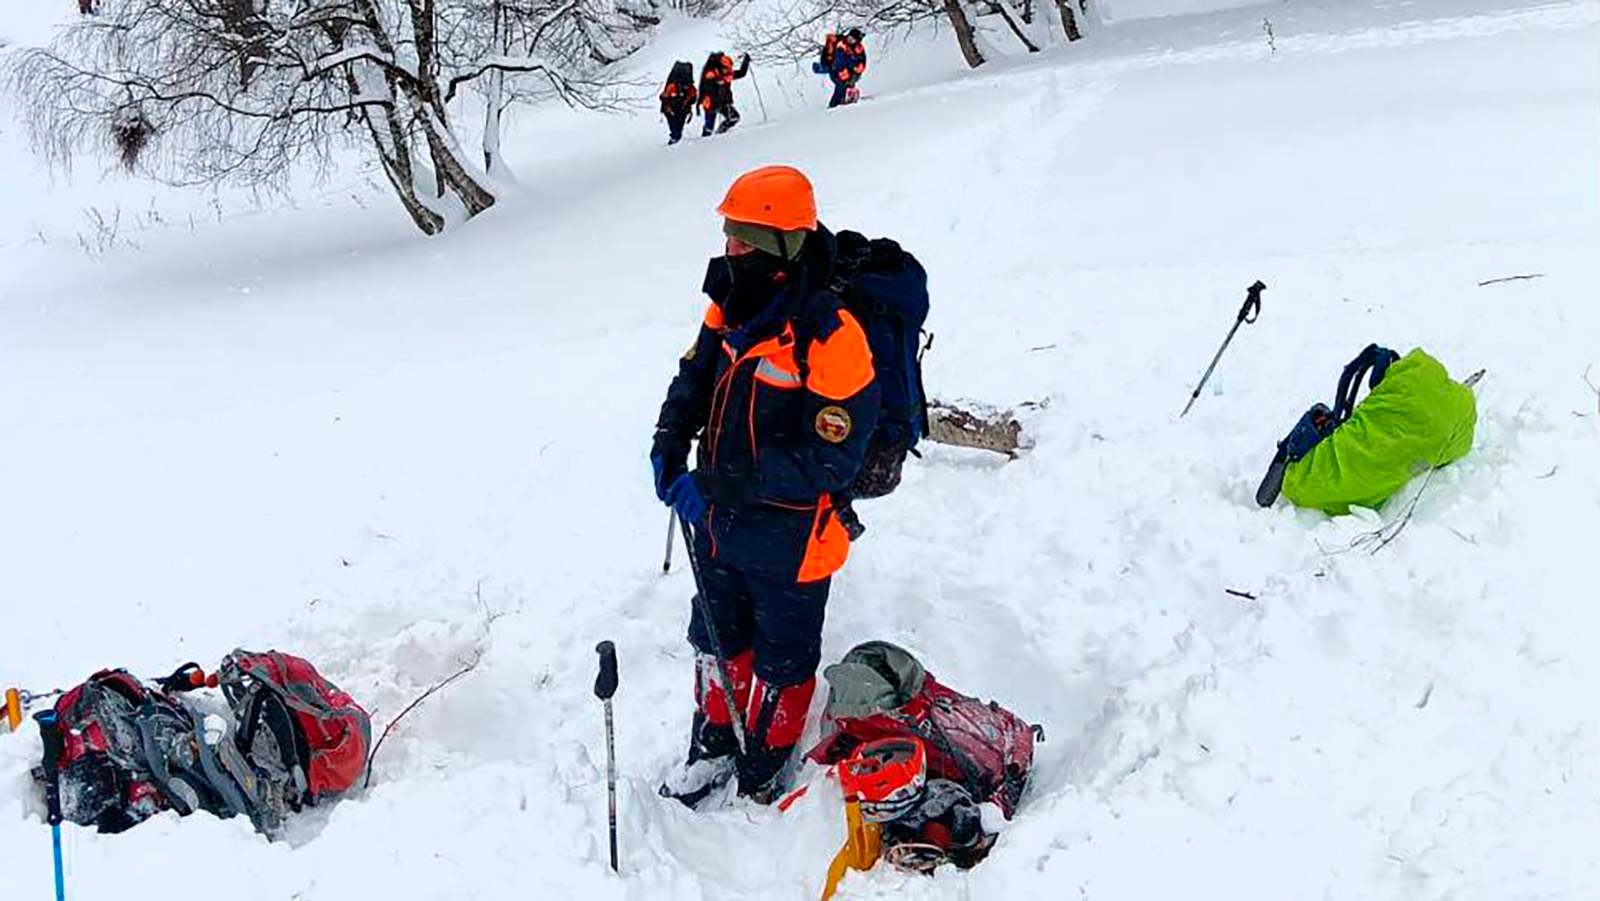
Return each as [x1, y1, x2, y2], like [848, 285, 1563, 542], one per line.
[913, 330, 933, 443]
[157, 662, 205, 694]
[1332, 344, 1400, 424]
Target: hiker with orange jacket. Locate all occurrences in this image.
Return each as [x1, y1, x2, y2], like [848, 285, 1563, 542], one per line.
[660, 61, 698, 145]
[651, 166, 880, 805]
[699, 51, 751, 136]
[825, 29, 867, 108]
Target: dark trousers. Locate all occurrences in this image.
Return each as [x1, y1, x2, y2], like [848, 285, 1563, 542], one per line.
[703, 102, 740, 136]
[684, 523, 829, 794]
[829, 80, 852, 108]
[665, 108, 690, 141]
[686, 526, 829, 688]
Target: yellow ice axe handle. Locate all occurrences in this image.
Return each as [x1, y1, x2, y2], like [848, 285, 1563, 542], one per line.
[3, 688, 23, 733]
[821, 798, 881, 901]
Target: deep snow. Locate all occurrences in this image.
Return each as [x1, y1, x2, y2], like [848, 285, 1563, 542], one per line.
[1, 0, 1596, 899]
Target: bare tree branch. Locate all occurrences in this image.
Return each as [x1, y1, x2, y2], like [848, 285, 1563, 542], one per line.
[2, 0, 653, 234]
[363, 655, 481, 789]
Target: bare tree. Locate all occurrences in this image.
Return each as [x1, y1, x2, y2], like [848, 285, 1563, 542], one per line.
[4, 0, 652, 234]
[729, 0, 1087, 72]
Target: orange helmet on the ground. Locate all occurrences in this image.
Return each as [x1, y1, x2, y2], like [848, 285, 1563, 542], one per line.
[716, 165, 819, 231]
[838, 736, 927, 823]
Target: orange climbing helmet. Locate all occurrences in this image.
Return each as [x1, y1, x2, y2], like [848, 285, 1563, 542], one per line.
[838, 736, 928, 823]
[716, 165, 819, 231]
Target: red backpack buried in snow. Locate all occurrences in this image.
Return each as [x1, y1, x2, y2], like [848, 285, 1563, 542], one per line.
[806, 641, 1042, 867]
[37, 649, 369, 838]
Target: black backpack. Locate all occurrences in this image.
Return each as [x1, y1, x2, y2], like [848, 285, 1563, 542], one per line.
[828, 230, 931, 499]
[667, 60, 693, 90]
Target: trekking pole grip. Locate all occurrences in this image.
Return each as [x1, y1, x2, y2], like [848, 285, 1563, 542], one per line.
[34, 711, 64, 825]
[594, 641, 618, 701]
[1239, 280, 1265, 323]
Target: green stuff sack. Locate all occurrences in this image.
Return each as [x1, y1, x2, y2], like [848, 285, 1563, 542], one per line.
[1281, 348, 1476, 515]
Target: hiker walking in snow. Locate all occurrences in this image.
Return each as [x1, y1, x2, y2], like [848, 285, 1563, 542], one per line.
[651, 166, 879, 804]
[699, 51, 751, 136]
[823, 29, 867, 108]
[660, 61, 698, 145]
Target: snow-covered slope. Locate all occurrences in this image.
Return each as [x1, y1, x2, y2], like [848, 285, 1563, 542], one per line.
[1, 1, 1595, 899]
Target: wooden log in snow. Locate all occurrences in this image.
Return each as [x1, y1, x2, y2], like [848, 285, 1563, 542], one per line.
[926, 399, 1025, 457]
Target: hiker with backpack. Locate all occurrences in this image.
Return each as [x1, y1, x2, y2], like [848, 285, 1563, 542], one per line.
[699, 51, 751, 136]
[659, 61, 698, 145]
[650, 165, 880, 805]
[818, 28, 868, 108]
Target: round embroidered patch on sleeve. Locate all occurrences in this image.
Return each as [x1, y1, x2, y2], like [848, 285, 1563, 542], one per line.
[815, 405, 852, 443]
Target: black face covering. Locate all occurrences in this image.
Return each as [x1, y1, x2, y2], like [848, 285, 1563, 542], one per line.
[701, 251, 786, 328]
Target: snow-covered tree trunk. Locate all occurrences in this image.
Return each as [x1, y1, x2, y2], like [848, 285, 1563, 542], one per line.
[1057, 0, 1084, 40]
[482, 67, 507, 174]
[481, 0, 508, 173]
[944, 0, 988, 68]
[418, 107, 496, 217]
[992, 0, 1044, 53]
[1036, 0, 1082, 44]
[353, 65, 448, 234]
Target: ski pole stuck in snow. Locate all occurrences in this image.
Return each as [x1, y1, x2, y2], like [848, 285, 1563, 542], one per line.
[1181, 280, 1266, 418]
[661, 510, 675, 575]
[747, 57, 770, 123]
[677, 513, 748, 756]
[593, 640, 619, 873]
[34, 710, 67, 901]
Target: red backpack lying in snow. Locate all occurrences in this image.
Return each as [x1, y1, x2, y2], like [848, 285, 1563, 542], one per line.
[806, 641, 1042, 818]
[37, 649, 369, 838]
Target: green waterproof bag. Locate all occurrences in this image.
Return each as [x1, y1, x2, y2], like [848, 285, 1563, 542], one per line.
[1281, 348, 1476, 515]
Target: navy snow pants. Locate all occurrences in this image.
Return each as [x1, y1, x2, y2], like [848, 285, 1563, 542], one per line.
[686, 527, 829, 689]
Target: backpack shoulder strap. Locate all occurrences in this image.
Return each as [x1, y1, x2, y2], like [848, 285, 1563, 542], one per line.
[1332, 344, 1400, 424]
[789, 288, 851, 390]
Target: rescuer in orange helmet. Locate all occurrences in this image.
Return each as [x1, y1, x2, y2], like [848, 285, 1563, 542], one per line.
[652, 166, 880, 805]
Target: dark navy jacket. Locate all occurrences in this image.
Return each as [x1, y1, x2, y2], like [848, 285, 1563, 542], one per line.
[654, 226, 879, 583]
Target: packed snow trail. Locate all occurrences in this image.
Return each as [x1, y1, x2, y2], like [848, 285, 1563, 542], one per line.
[1, 0, 1595, 899]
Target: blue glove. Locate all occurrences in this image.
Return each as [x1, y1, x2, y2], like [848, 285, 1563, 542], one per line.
[651, 454, 667, 501]
[665, 473, 708, 524]
[651, 452, 685, 502]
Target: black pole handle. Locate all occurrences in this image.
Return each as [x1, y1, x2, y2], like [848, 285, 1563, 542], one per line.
[1239, 280, 1265, 324]
[593, 641, 618, 701]
[34, 710, 64, 826]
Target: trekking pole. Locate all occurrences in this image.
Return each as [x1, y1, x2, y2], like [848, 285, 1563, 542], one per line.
[661, 511, 675, 575]
[34, 710, 66, 901]
[676, 513, 748, 755]
[1180, 280, 1265, 418]
[747, 59, 770, 123]
[592, 641, 619, 873]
